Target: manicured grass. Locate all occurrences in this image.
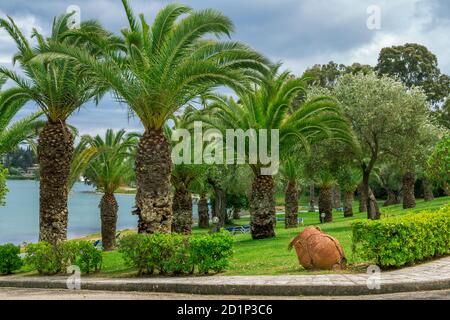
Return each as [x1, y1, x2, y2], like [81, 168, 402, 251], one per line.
[95, 196, 449, 277]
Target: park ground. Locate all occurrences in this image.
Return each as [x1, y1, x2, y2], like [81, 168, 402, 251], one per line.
[37, 195, 448, 278]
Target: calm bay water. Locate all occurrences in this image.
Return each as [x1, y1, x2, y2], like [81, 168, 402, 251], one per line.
[0, 180, 199, 245]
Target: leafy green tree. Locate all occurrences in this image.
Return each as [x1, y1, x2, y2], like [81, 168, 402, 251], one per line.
[334, 72, 425, 219]
[375, 43, 450, 105]
[48, 0, 270, 235]
[200, 66, 351, 238]
[426, 135, 450, 196]
[302, 61, 373, 89]
[382, 86, 441, 208]
[83, 129, 137, 250]
[0, 14, 113, 244]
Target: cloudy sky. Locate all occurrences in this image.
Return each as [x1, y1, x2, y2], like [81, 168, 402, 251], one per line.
[1, 0, 449, 136]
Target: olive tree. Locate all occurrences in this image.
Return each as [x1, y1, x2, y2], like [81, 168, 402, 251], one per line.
[335, 72, 429, 219]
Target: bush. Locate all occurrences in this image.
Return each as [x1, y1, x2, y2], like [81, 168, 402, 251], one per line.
[149, 233, 192, 275]
[0, 243, 23, 274]
[76, 241, 102, 274]
[25, 241, 102, 275]
[352, 205, 450, 267]
[189, 230, 234, 274]
[118, 231, 234, 276]
[118, 234, 153, 275]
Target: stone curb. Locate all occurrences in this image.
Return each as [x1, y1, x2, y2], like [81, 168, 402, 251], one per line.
[0, 276, 449, 296]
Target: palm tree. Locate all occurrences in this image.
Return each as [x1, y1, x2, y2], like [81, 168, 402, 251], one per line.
[83, 129, 137, 250]
[279, 157, 303, 228]
[46, 0, 270, 234]
[0, 14, 113, 244]
[199, 66, 351, 239]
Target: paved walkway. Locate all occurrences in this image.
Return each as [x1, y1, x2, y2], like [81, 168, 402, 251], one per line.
[0, 287, 448, 300]
[0, 256, 449, 296]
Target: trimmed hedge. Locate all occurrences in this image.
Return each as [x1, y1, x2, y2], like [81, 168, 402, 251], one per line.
[352, 205, 450, 267]
[24, 240, 102, 275]
[118, 230, 233, 275]
[0, 243, 23, 274]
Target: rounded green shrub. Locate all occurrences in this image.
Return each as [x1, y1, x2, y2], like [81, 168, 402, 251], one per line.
[0, 243, 23, 274]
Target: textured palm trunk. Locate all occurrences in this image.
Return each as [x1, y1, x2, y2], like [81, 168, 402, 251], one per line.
[232, 207, 241, 220]
[38, 121, 73, 244]
[171, 184, 193, 234]
[135, 129, 172, 234]
[100, 192, 118, 251]
[357, 182, 367, 213]
[285, 180, 298, 228]
[250, 174, 276, 239]
[402, 171, 416, 209]
[308, 183, 316, 212]
[319, 186, 333, 223]
[198, 194, 209, 228]
[422, 178, 434, 202]
[343, 191, 354, 217]
[332, 185, 341, 209]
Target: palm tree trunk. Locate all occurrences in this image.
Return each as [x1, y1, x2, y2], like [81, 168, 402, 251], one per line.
[319, 186, 333, 223]
[332, 185, 341, 209]
[308, 183, 316, 212]
[422, 178, 434, 202]
[135, 129, 172, 234]
[250, 174, 276, 239]
[344, 191, 354, 217]
[285, 180, 298, 228]
[171, 185, 192, 234]
[198, 194, 209, 228]
[100, 192, 118, 251]
[402, 171, 416, 209]
[357, 182, 367, 213]
[38, 121, 73, 244]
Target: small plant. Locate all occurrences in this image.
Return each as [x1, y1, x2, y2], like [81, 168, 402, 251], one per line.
[118, 234, 153, 275]
[75, 241, 102, 274]
[189, 230, 234, 274]
[149, 233, 192, 275]
[0, 243, 23, 274]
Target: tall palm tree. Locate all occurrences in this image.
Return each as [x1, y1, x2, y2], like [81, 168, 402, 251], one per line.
[83, 129, 137, 250]
[0, 14, 114, 244]
[279, 156, 303, 228]
[199, 66, 351, 239]
[46, 0, 270, 234]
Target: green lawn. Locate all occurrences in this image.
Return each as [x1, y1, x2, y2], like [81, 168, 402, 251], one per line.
[96, 196, 449, 277]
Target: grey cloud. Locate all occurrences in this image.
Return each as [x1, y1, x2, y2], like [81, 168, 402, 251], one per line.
[1, 0, 449, 135]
